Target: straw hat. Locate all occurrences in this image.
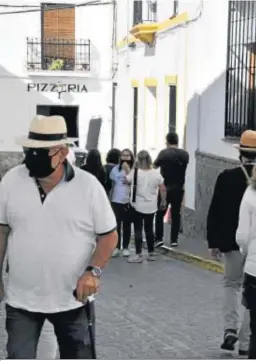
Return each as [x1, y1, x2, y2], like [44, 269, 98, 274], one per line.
[234, 130, 256, 153]
[16, 115, 77, 148]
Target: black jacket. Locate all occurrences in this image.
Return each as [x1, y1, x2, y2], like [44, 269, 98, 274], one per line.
[207, 165, 252, 253]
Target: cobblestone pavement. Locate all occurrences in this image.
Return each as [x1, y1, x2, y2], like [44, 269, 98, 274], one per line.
[0, 254, 237, 359]
[97, 255, 231, 360]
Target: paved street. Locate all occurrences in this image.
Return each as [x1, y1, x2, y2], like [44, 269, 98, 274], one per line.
[0, 254, 237, 359]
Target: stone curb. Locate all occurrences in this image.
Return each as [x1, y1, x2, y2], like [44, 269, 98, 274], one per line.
[158, 245, 224, 274]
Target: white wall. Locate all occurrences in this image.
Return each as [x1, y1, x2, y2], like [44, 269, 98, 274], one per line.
[196, 0, 238, 160]
[115, 0, 234, 210]
[0, 0, 114, 154]
[0, 76, 112, 152]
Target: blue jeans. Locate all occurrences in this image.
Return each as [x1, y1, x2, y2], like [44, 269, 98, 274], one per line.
[5, 303, 95, 359]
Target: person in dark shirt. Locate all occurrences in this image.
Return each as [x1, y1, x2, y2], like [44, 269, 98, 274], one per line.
[81, 148, 106, 189]
[154, 132, 189, 248]
[206, 130, 256, 356]
[104, 148, 121, 197]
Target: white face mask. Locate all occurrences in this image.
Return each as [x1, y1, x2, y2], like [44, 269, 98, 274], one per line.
[243, 160, 256, 166]
[240, 155, 256, 166]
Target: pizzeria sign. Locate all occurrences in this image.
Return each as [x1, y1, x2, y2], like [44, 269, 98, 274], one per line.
[27, 82, 88, 93]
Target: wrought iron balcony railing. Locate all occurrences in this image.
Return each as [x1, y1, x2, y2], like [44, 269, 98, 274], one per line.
[26, 37, 91, 72]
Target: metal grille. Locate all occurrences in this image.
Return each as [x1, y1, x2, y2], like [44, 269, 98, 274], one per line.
[133, 0, 157, 26]
[225, 1, 256, 138]
[27, 38, 91, 71]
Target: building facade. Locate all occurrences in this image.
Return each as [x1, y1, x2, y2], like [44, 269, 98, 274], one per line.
[0, 0, 115, 176]
[114, 0, 255, 238]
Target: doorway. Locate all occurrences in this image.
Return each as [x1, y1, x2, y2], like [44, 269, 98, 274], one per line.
[37, 105, 79, 144]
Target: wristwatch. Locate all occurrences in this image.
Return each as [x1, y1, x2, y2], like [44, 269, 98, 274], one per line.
[86, 266, 102, 277]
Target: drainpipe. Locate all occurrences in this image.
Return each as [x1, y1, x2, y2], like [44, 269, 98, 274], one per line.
[111, 82, 117, 147]
[111, 0, 117, 147]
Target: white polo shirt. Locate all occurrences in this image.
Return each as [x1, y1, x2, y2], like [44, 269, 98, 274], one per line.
[0, 164, 116, 313]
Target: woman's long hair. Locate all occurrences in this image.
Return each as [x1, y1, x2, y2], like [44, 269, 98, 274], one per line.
[119, 148, 135, 171]
[136, 150, 152, 170]
[85, 148, 104, 178]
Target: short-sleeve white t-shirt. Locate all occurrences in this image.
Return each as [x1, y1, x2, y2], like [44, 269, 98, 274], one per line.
[0, 164, 116, 313]
[127, 168, 163, 214]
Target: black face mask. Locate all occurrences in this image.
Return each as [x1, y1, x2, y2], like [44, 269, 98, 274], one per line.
[120, 159, 133, 168]
[24, 148, 57, 178]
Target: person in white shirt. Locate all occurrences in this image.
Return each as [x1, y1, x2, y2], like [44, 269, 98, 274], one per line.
[126, 150, 166, 263]
[109, 149, 135, 258]
[0, 115, 117, 359]
[237, 159, 256, 359]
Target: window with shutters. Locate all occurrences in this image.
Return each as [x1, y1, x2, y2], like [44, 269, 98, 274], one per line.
[27, 3, 91, 72]
[133, 0, 157, 26]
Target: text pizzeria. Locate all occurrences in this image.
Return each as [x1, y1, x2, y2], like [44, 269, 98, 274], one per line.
[27, 83, 88, 93]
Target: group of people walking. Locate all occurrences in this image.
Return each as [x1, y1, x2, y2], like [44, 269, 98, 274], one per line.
[80, 132, 189, 264]
[4, 112, 256, 359]
[207, 130, 256, 359]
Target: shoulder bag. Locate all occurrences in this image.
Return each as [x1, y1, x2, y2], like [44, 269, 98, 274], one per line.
[124, 168, 138, 212]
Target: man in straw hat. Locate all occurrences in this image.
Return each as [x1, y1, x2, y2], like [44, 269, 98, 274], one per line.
[0, 115, 117, 358]
[206, 130, 256, 357]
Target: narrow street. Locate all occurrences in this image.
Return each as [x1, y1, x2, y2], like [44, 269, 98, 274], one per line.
[96, 255, 225, 360]
[0, 254, 235, 360]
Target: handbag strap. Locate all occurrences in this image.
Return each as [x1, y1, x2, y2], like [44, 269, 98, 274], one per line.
[240, 164, 251, 184]
[132, 168, 138, 203]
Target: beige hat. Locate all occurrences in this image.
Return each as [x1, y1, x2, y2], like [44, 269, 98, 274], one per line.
[16, 115, 77, 148]
[234, 130, 256, 153]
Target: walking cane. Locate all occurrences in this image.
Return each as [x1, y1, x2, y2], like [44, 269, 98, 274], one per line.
[73, 290, 97, 359]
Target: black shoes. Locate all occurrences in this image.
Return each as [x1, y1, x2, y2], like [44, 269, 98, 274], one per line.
[221, 330, 237, 351]
[238, 349, 248, 358]
[220, 330, 248, 357]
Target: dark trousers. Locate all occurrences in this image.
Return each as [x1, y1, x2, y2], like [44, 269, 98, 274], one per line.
[5, 303, 95, 359]
[111, 202, 131, 250]
[243, 273, 256, 359]
[133, 211, 155, 254]
[155, 188, 184, 243]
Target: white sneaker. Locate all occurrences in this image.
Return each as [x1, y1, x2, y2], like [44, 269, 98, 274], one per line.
[122, 249, 130, 257]
[112, 249, 121, 257]
[128, 254, 143, 263]
[147, 252, 156, 261]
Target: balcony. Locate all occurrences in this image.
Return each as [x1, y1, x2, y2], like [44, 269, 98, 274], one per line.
[130, 0, 158, 44]
[26, 38, 91, 74]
